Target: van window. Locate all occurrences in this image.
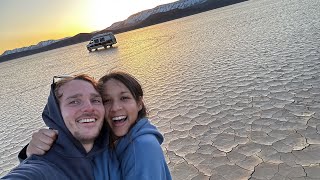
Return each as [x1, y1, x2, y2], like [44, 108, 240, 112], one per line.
[94, 39, 99, 43]
[100, 37, 105, 42]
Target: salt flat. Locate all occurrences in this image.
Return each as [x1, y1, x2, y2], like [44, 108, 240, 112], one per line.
[1, 0, 320, 179]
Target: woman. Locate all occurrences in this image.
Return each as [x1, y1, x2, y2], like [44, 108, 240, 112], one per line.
[21, 72, 172, 180]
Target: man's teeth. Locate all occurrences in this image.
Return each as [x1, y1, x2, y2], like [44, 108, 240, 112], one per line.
[78, 119, 95, 123]
[112, 116, 127, 121]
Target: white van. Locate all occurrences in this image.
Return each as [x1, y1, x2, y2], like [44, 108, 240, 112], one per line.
[86, 32, 117, 52]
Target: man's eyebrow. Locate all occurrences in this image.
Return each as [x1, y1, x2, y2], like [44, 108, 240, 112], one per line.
[91, 93, 102, 98]
[65, 93, 101, 99]
[65, 94, 82, 100]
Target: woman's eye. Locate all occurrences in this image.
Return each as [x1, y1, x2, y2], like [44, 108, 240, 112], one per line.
[121, 96, 130, 100]
[103, 99, 111, 104]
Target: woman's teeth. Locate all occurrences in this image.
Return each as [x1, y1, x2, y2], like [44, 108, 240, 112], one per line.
[112, 116, 127, 122]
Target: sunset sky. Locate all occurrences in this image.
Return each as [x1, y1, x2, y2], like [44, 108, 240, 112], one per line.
[0, 0, 177, 55]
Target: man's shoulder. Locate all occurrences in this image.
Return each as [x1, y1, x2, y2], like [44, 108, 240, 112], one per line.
[1, 159, 66, 180]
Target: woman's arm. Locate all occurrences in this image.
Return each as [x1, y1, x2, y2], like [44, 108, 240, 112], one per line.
[18, 129, 57, 161]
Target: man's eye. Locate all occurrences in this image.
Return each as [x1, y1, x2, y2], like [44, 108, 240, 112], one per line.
[92, 98, 102, 104]
[69, 100, 79, 104]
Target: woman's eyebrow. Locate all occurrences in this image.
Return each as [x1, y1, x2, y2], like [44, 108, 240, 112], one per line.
[103, 91, 130, 96]
[120, 91, 130, 94]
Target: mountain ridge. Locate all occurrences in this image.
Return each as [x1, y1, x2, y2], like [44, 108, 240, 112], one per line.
[0, 0, 247, 62]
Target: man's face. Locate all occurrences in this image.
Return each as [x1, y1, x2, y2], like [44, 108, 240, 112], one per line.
[58, 80, 105, 146]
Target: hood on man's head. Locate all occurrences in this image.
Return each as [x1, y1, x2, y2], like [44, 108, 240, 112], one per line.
[41, 78, 109, 156]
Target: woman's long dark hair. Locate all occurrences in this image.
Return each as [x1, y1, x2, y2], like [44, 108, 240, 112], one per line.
[98, 71, 148, 147]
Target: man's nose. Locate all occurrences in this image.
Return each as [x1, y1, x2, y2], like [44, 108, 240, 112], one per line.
[82, 100, 94, 112]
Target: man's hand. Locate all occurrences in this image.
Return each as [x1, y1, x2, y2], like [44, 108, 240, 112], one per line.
[26, 129, 58, 157]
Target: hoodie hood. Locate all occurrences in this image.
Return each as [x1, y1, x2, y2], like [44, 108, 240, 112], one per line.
[112, 118, 172, 180]
[42, 83, 85, 155]
[42, 83, 108, 156]
[115, 118, 163, 155]
[37, 82, 109, 179]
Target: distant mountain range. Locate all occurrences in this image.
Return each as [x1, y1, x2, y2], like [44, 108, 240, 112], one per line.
[1, 39, 64, 56]
[0, 0, 247, 62]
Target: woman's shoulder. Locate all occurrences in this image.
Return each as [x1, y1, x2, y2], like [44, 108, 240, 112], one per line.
[127, 130, 163, 154]
[126, 133, 164, 161]
[133, 133, 160, 147]
[129, 118, 164, 144]
[116, 118, 164, 154]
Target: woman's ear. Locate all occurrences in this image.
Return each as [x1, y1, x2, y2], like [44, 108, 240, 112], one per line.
[138, 96, 143, 111]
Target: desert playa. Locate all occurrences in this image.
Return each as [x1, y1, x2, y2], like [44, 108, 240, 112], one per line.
[1, 0, 320, 179]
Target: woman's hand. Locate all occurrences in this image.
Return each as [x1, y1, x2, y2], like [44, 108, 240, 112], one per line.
[26, 129, 58, 157]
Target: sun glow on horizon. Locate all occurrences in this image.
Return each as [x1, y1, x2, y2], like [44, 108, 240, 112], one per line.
[86, 0, 178, 31]
[0, 0, 178, 54]
[86, 0, 141, 31]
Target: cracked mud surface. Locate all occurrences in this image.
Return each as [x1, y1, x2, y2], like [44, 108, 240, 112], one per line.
[1, 0, 320, 179]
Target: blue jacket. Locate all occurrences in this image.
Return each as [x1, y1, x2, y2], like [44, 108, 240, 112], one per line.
[2, 83, 110, 180]
[94, 118, 172, 180]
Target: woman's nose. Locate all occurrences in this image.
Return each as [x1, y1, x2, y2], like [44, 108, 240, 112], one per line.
[111, 101, 122, 111]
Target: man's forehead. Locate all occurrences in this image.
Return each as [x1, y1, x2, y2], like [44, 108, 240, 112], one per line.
[61, 92, 101, 100]
[61, 80, 94, 89]
[59, 80, 99, 96]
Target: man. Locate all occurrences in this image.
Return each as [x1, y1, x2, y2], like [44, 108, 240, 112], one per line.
[2, 74, 110, 179]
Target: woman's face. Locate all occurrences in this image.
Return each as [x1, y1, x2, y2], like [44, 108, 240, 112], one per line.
[102, 79, 142, 137]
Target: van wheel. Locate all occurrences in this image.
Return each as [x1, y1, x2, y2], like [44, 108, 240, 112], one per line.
[110, 44, 113, 47]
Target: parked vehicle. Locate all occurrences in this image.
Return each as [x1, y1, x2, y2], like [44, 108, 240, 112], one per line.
[86, 32, 117, 52]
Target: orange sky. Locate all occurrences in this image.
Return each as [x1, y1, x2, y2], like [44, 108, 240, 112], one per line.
[0, 0, 177, 55]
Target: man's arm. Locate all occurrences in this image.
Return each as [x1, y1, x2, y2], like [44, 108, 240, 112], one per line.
[2, 159, 63, 179]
